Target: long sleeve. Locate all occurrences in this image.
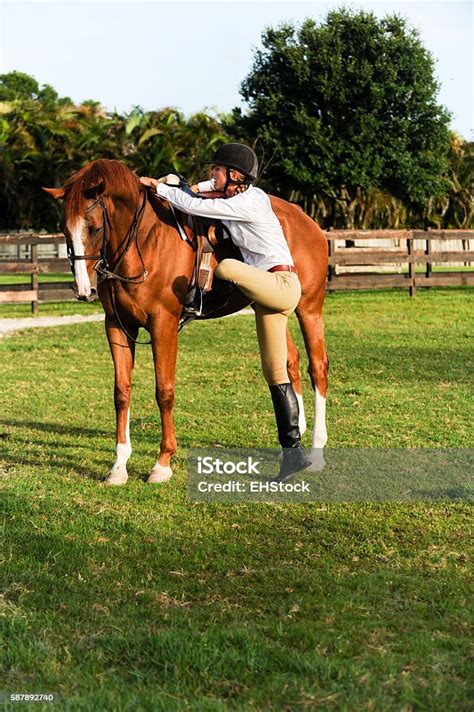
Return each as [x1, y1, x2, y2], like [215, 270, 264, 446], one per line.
[197, 179, 215, 192]
[156, 183, 294, 270]
[156, 183, 254, 222]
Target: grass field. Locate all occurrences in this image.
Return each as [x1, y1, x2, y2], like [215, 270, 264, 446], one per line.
[0, 289, 472, 710]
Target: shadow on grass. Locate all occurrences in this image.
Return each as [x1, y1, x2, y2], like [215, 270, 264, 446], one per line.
[0, 419, 110, 481]
[0, 453, 109, 482]
[0, 418, 197, 483]
[0, 418, 113, 439]
[0, 417, 240, 459]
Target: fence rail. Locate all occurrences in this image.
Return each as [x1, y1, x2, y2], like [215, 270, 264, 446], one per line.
[0, 233, 72, 314]
[326, 229, 474, 296]
[1, 230, 473, 313]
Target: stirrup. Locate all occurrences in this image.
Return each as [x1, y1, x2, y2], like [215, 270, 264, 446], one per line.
[198, 291, 229, 316]
[178, 314, 197, 332]
[183, 285, 204, 317]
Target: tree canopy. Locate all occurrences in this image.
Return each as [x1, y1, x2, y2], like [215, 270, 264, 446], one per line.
[0, 72, 228, 230]
[231, 9, 454, 227]
[0, 47, 471, 231]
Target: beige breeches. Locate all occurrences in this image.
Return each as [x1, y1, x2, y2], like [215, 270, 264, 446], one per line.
[214, 259, 301, 385]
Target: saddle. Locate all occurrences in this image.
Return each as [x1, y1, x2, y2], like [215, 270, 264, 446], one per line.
[156, 178, 242, 329]
[174, 210, 229, 293]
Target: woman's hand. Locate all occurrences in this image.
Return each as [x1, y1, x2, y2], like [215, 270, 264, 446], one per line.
[140, 174, 181, 189]
[139, 176, 160, 189]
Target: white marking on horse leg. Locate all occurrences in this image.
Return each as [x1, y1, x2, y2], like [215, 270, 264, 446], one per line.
[69, 217, 92, 298]
[147, 462, 173, 484]
[295, 390, 307, 436]
[106, 409, 131, 485]
[309, 387, 327, 471]
[312, 387, 327, 448]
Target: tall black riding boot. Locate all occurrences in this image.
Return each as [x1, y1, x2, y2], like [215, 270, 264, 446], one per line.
[201, 276, 234, 315]
[183, 277, 234, 317]
[183, 285, 204, 316]
[269, 383, 312, 482]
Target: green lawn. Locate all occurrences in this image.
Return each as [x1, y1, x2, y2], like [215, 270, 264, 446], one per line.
[0, 299, 103, 318]
[0, 274, 72, 284]
[0, 289, 472, 710]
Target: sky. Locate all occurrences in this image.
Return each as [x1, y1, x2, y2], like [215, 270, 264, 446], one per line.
[0, 0, 472, 139]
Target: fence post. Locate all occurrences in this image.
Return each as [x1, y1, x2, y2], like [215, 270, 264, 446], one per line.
[30, 243, 39, 314]
[327, 228, 335, 291]
[425, 227, 432, 287]
[407, 232, 416, 297]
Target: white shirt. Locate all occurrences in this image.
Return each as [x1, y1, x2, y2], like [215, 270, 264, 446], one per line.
[197, 179, 217, 193]
[155, 182, 294, 271]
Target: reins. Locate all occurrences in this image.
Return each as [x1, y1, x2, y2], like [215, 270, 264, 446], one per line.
[88, 191, 148, 285]
[69, 189, 151, 345]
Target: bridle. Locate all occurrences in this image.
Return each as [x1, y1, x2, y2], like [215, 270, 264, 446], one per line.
[67, 189, 151, 344]
[67, 190, 148, 285]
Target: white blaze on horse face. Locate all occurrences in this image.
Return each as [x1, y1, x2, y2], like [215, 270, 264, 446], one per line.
[312, 387, 328, 449]
[69, 217, 92, 298]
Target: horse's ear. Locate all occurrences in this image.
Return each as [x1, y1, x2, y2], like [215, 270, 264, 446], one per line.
[84, 180, 105, 200]
[42, 187, 66, 200]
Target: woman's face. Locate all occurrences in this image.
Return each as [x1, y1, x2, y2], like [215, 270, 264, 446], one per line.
[210, 164, 242, 191]
[210, 164, 228, 190]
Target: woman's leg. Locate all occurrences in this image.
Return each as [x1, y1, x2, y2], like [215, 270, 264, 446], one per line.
[254, 305, 289, 385]
[254, 305, 311, 480]
[214, 260, 308, 480]
[215, 259, 301, 315]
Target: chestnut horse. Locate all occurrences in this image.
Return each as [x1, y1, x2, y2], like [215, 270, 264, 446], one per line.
[44, 159, 328, 484]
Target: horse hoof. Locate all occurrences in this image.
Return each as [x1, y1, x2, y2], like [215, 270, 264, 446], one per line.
[147, 464, 173, 483]
[308, 448, 326, 472]
[105, 469, 129, 485]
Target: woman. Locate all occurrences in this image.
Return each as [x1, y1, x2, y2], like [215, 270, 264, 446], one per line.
[140, 143, 311, 481]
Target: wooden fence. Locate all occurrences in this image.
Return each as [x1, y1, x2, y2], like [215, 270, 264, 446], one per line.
[327, 229, 474, 295]
[0, 230, 473, 313]
[0, 234, 70, 314]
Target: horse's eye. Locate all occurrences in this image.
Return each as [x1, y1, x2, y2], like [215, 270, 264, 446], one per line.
[90, 226, 102, 235]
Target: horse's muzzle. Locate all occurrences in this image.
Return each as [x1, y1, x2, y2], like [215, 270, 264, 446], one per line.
[76, 288, 98, 302]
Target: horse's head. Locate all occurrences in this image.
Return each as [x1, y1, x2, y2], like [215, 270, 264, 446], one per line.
[43, 159, 141, 301]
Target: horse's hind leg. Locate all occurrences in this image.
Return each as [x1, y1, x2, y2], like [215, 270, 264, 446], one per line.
[296, 291, 329, 467]
[286, 326, 307, 435]
[105, 315, 138, 485]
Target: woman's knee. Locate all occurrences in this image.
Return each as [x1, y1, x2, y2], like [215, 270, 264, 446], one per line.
[261, 358, 289, 385]
[215, 258, 239, 281]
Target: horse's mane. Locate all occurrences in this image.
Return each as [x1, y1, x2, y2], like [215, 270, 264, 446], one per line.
[64, 159, 140, 221]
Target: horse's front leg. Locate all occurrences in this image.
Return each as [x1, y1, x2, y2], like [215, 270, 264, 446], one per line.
[105, 315, 137, 485]
[147, 311, 179, 483]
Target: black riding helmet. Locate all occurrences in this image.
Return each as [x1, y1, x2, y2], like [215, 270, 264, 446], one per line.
[206, 143, 258, 182]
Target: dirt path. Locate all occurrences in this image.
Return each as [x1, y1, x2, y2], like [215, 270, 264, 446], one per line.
[0, 314, 104, 336]
[0, 310, 254, 337]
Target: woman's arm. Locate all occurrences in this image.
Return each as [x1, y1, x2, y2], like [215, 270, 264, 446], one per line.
[140, 174, 181, 189]
[155, 183, 254, 221]
[195, 179, 215, 193]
